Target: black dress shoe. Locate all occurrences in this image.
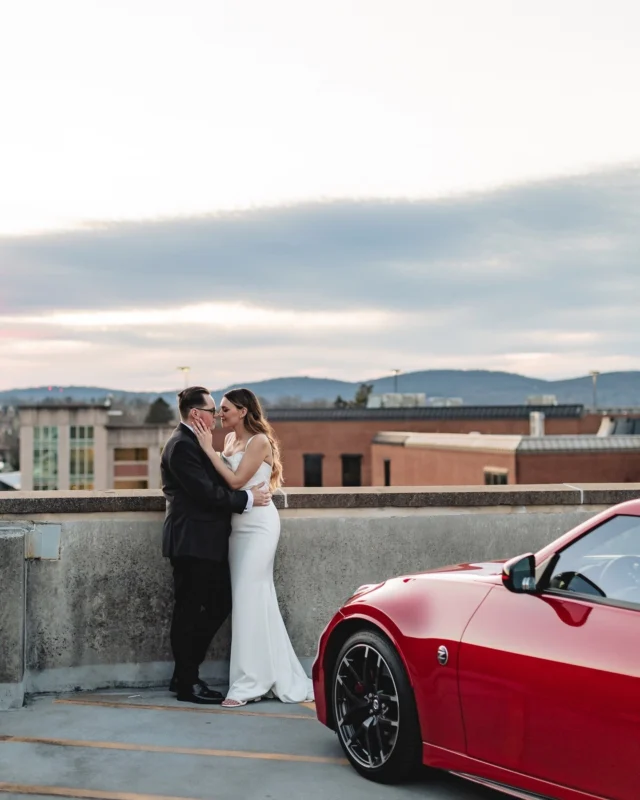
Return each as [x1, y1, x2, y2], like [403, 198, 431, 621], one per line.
[170, 677, 222, 699]
[176, 683, 224, 705]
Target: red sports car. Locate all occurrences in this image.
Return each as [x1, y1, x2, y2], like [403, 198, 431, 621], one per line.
[312, 499, 640, 800]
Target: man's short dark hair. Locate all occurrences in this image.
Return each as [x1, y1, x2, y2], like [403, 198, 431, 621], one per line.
[178, 386, 210, 420]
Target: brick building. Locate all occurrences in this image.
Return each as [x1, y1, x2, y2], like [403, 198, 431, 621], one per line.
[264, 405, 602, 487]
[371, 431, 640, 486]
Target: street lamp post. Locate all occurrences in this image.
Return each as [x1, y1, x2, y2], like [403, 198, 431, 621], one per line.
[177, 366, 191, 389]
[392, 369, 402, 394]
[589, 370, 600, 409]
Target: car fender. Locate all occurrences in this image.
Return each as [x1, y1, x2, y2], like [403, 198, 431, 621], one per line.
[324, 576, 494, 750]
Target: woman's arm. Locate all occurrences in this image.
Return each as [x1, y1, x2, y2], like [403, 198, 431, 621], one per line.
[192, 421, 270, 489]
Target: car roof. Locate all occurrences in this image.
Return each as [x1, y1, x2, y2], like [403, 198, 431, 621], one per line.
[535, 497, 640, 564]
[608, 498, 640, 516]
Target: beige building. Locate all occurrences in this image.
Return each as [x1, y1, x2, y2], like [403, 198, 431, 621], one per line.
[19, 404, 174, 491]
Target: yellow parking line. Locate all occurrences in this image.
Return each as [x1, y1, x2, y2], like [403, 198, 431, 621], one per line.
[301, 702, 316, 712]
[0, 783, 195, 800]
[54, 697, 315, 721]
[0, 734, 348, 766]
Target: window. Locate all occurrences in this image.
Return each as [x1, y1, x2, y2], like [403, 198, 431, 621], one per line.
[70, 425, 95, 490]
[303, 454, 323, 487]
[484, 468, 508, 485]
[384, 459, 391, 487]
[33, 426, 59, 490]
[341, 454, 362, 487]
[114, 479, 149, 490]
[544, 515, 640, 607]
[114, 448, 148, 462]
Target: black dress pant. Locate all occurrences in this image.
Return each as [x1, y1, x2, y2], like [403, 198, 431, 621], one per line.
[169, 556, 232, 688]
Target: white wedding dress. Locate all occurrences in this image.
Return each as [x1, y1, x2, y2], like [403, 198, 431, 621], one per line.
[222, 445, 314, 703]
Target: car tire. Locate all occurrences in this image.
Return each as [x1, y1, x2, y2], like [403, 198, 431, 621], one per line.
[331, 629, 422, 783]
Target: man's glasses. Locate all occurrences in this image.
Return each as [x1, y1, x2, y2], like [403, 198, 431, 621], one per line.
[195, 407, 217, 415]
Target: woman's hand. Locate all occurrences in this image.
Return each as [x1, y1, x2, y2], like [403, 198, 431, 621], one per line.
[192, 417, 216, 456]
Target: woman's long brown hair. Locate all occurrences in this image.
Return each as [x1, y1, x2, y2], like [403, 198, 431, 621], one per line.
[223, 388, 283, 490]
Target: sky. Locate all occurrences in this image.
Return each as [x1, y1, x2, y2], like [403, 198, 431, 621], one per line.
[1, 0, 639, 390]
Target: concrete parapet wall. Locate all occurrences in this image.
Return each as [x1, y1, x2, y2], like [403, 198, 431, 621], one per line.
[2, 483, 640, 514]
[0, 525, 26, 709]
[0, 485, 639, 702]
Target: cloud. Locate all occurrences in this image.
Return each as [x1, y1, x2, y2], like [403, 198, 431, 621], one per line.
[1, 304, 396, 332]
[1, 164, 639, 388]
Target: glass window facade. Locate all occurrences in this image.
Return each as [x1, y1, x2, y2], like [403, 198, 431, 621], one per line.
[33, 426, 59, 490]
[70, 425, 95, 490]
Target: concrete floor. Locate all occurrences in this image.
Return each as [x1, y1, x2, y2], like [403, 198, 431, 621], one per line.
[0, 688, 502, 800]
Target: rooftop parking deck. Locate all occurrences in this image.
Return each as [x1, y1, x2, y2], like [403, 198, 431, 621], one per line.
[0, 688, 499, 800]
[2, 487, 639, 798]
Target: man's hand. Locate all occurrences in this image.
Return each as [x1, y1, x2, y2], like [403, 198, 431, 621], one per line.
[250, 482, 272, 507]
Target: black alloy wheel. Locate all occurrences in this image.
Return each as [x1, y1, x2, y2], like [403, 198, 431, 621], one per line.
[331, 629, 422, 783]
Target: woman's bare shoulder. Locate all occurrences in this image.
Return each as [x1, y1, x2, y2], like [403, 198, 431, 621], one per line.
[248, 433, 269, 446]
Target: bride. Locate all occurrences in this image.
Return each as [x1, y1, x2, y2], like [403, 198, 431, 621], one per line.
[192, 387, 313, 708]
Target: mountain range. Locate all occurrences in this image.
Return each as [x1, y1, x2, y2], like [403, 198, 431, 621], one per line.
[1, 370, 640, 408]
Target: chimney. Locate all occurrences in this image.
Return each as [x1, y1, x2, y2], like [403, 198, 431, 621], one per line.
[529, 411, 545, 437]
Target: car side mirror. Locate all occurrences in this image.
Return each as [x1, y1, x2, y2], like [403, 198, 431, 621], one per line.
[502, 553, 537, 593]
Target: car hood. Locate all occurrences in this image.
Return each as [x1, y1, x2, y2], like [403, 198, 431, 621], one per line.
[348, 560, 505, 604]
[417, 559, 506, 580]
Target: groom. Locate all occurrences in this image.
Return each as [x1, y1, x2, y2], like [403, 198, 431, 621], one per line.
[162, 385, 272, 704]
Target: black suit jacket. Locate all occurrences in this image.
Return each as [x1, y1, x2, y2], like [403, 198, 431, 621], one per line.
[161, 424, 248, 561]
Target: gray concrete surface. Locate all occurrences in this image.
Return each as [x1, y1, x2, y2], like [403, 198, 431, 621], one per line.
[26, 518, 175, 674]
[0, 688, 502, 800]
[0, 526, 26, 710]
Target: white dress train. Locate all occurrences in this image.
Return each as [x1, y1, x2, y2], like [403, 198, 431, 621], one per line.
[223, 449, 314, 703]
